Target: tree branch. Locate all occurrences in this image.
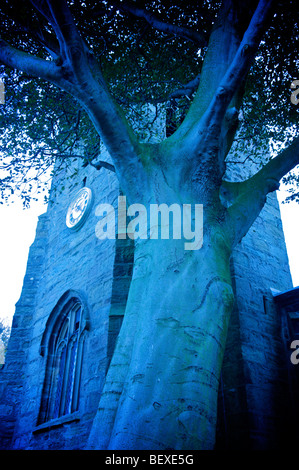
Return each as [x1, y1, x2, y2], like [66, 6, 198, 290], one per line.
[0, 1, 60, 59]
[89, 161, 116, 172]
[226, 137, 299, 247]
[200, 0, 274, 139]
[1, 1, 146, 197]
[0, 38, 63, 83]
[30, 0, 88, 73]
[52, 152, 116, 172]
[250, 137, 299, 192]
[171, 0, 274, 166]
[111, 0, 207, 46]
[42, 1, 145, 192]
[168, 74, 201, 100]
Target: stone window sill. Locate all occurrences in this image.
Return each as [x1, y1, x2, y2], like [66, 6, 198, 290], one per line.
[33, 411, 80, 434]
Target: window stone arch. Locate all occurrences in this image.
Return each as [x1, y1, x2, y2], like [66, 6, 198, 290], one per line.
[38, 290, 89, 425]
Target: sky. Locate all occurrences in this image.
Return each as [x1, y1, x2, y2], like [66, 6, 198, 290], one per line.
[0, 198, 46, 326]
[0, 185, 298, 328]
[277, 187, 299, 287]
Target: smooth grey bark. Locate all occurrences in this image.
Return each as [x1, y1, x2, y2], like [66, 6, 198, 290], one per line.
[87, 178, 235, 450]
[1, 0, 299, 450]
[98, 246, 233, 450]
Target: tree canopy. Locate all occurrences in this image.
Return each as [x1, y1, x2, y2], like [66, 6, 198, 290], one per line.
[0, 0, 298, 206]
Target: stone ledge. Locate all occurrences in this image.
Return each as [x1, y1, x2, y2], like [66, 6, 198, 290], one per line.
[33, 411, 80, 434]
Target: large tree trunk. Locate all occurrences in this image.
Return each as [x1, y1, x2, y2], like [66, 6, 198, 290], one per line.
[88, 180, 235, 450]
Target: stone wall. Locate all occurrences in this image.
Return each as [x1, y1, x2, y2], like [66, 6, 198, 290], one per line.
[217, 192, 293, 449]
[0, 151, 132, 449]
[0, 105, 162, 450]
[0, 124, 294, 449]
[0, 176, 294, 449]
[0, 210, 49, 449]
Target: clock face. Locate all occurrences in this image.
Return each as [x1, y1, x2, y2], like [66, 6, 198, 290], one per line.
[66, 187, 93, 231]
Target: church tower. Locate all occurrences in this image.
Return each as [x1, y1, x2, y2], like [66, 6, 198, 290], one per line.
[0, 119, 297, 450]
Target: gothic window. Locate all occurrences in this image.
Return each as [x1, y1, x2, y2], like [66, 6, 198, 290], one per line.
[38, 292, 89, 424]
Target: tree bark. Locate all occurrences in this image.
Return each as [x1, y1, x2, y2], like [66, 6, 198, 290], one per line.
[88, 177, 235, 450]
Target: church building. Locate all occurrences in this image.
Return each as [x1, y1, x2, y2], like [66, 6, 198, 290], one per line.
[0, 119, 298, 450]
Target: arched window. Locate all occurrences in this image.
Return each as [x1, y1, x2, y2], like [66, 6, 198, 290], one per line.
[38, 292, 89, 424]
